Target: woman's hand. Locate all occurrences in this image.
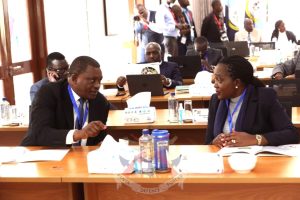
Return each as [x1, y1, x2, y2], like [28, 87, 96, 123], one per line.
[222, 130, 257, 147]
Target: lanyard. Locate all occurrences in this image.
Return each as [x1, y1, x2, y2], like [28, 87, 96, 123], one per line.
[200, 51, 208, 71]
[226, 88, 247, 133]
[213, 14, 222, 30]
[68, 85, 89, 128]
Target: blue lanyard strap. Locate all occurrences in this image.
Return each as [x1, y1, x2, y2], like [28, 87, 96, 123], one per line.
[200, 51, 208, 71]
[68, 85, 89, 128]
[226, 88, 247, 133]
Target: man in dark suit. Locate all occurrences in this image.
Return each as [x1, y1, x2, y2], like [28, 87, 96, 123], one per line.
[30, 52, 69, 102]
[201, 0, 228, 43]
[186, 36, 223, 72]
[21, 56, 109, 147]
[134, 4, 164, 62]
[177, 0, 197, 56]
[116, 42, 182, 90]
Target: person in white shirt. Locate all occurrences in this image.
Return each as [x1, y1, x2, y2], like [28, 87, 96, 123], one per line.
[234, 18, 262, 43]
[271, 20, 297, 44]
[156, 0, 184, 58]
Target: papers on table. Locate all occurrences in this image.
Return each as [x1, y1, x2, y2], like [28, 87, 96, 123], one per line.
[168, 146, 224, 174]
[173, 153, 224, 174]
[0, 147, 69, 163]
[218, 144, 300, 157]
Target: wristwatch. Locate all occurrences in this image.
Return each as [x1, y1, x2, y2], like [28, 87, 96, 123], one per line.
[256, 134, 262, 146]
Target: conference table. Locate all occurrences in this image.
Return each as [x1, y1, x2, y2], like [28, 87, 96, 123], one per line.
[1, 146, 300, 200]
[106, 89, 211, 110]
[1, 108, 300, 146]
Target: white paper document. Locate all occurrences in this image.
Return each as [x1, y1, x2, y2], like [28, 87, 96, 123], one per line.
[16, 149, 69, 162]
[0, 147, 69, 163]
[170, 151, 224, 174]
[87, 135, 136, 174]
[218, 144, 300, 157]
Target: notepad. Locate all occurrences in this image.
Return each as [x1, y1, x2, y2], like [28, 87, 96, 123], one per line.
[218, 144, 300, 157]
[0, 147, 69, 163]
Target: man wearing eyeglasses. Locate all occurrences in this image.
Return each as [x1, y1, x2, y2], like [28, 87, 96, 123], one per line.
[30, 52, 69, 102]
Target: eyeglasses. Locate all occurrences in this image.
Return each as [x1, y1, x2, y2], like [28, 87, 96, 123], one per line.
[47, 67, 68, 73]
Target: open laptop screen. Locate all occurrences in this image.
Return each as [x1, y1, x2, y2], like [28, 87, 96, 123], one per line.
[126, 74, 165, 96]
[168, 56, 202, 79]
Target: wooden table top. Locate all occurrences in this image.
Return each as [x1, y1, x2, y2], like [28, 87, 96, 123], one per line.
[2, 146, 300, 184]
[106, 109, 207, 130]
[0, 145, 300, 183]
[1, 107, 300, 132]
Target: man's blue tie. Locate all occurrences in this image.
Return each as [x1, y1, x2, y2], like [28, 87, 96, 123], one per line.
[73, 98, 85, 146]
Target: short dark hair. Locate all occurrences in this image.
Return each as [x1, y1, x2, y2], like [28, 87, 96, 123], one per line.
[219, 55, 265, 87]
[46, 52, 65, 69]
[211, 0, 221, 8]
[194, 36, 208, 45]
[68, 56, 100, 77]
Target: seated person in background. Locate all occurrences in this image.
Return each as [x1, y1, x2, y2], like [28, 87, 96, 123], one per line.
[30, 52, 69, 102]
[206, 55, 299, 148]
[186, 36, 223, 72]
[271, 51, 300, 79]
[271, 20, 297, 44]
[234, 18, 262, 43]
[21, 56, 110, 147]
[117, 42, 183, 90]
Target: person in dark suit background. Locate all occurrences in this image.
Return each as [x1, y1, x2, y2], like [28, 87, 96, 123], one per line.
[134, 4, 164, 62]
[116, 42, 183, 90]
[186, 36, 223, 72]
[30, 52, 69, 102]
[22, 56, 109, 147]
[271, 20, 297, 44]
[177, 0, 197, 56]
[201, 0, 228, 43]
[206, 55, 299, 147]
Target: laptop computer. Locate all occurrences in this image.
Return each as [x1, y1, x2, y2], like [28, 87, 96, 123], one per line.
[168, 56, 202, 79]
[126, 74, 166, 96]
[225, 41, 250, 57]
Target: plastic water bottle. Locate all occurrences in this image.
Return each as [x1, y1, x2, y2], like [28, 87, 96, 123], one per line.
[152, 129, 170, 172]
[168, 92, 178, 123]
[139, 129, 154, 173]
[178, 103, 184, 123]
[0, 97, 10, 125]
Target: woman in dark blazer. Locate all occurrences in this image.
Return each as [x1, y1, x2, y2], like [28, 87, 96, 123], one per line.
[271, 20, 297, 44]
[206, 55, 299, 148]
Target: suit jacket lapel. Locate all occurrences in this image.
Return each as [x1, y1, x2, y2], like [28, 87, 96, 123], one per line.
[235, 85, 257, 131]
[62, 81, 74, 129]
[213, 100, 227, 137]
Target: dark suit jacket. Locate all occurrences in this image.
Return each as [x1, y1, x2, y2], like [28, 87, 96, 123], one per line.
[186, 48, 223, 66]
[201, 13, 222, 43]
[160, 61, 183, 88]
[30, 78, 49, 103]
[271, 30, 297, 44]
[178, 8, 197, 44]
[21, 79, 110, 147]
[206, 85, 299, 145]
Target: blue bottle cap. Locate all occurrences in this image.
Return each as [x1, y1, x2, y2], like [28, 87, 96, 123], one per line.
[152, 129, 169, 136]
[170, 92, 175, 97]
[142, 129, 150, 134]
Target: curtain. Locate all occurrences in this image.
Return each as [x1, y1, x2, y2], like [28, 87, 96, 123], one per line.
[190, 0, 212, 37]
